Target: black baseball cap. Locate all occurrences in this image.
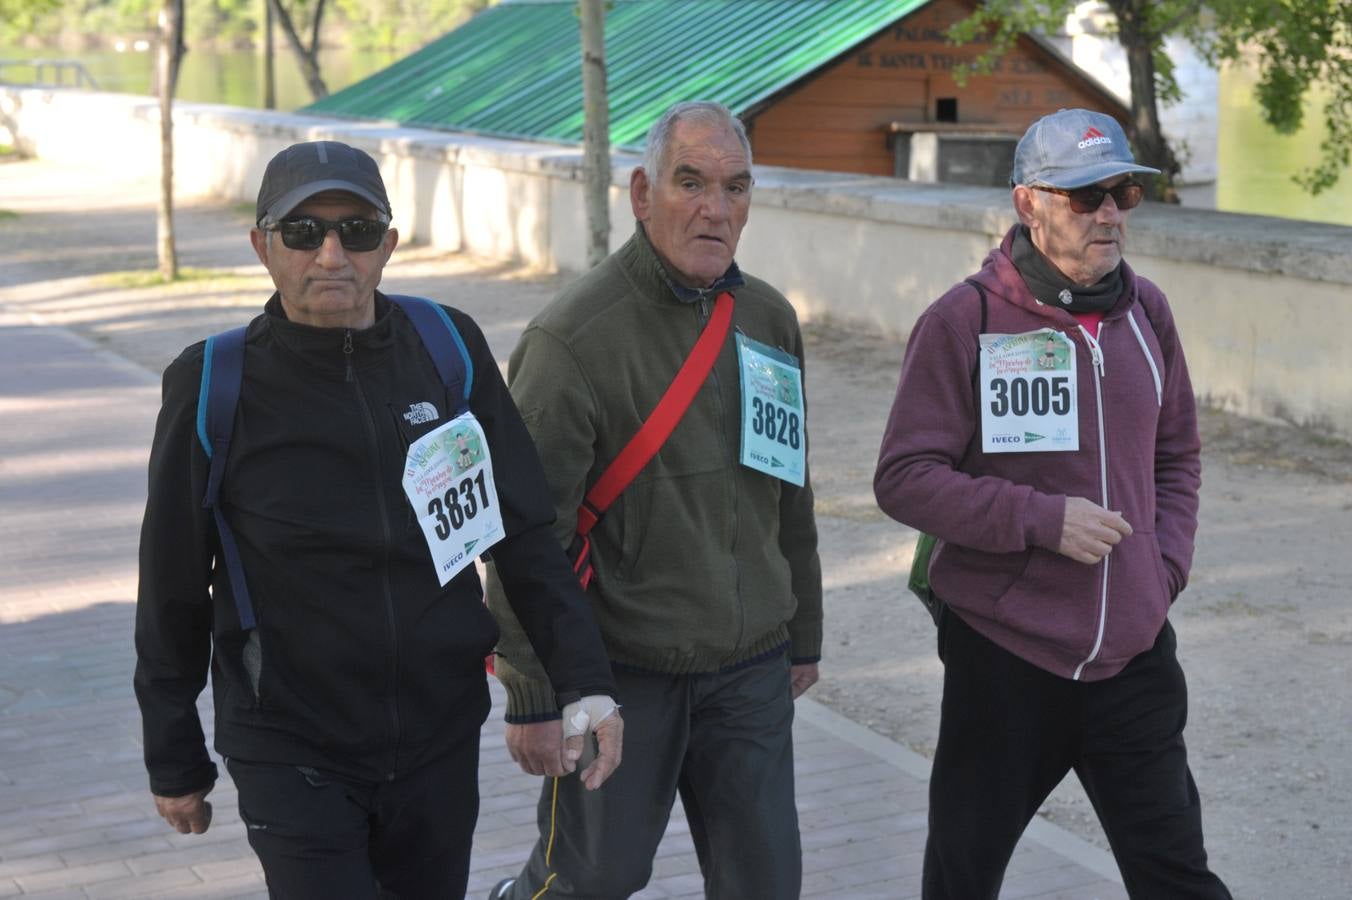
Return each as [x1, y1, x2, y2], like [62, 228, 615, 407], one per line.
[255, 140, 392, 226]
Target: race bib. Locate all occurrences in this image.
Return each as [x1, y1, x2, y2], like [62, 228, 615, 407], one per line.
[402, 412, 505, 585]
[736, 334, 806, 486]
[979, 330, 1079, 453]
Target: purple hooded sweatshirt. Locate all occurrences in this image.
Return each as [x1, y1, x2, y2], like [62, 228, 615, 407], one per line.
[874, 226, 1201, 681]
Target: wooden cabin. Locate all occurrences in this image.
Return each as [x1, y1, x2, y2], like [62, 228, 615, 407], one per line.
[310, 0, 1129, 187]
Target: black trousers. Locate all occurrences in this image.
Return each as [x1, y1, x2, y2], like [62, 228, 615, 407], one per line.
[924, 611, 1231, 900]
[503, 653, 801, 900]
[226, 730, 479, 900]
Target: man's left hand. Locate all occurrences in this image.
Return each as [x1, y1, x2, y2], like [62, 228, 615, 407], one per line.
[790, 663, 819, 699]
[561, 695, 623, 790]
[153, 787, 213, 834]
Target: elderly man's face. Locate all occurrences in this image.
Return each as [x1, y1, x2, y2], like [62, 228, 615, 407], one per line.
[1015, 175, 1131, 286]
[249, 191, 398, 329]
[631, 119, 752, 289]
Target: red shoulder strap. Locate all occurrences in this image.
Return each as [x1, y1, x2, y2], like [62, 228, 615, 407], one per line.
[575, 291, 734, 536]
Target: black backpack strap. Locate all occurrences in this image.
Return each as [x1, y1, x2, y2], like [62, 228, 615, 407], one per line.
[389, 295, 473, 415]
[195, 299, 472, 632]
[962, 278, 988, 391]
[196, 326, 257, 631]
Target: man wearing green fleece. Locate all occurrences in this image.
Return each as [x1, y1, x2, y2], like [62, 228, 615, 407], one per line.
[486, 100, 823, 900]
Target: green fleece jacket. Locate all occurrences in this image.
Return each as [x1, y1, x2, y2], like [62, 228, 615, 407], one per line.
[486, 226, 823, 721]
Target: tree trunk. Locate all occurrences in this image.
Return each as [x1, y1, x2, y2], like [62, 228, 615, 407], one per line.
[156, 0, 181, 282]
[262, 0, 275, 109]
[1106, 0, 1179, 200]
[580, 0, 610, 268]
[269, 0, 328, 100]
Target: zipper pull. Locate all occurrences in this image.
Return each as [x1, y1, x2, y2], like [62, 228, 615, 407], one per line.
[343, 330, 354, 382]
[1077, 324, 1105, 376]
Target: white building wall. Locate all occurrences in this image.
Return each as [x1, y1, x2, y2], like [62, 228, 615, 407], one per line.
[3, 87, 1349, 435]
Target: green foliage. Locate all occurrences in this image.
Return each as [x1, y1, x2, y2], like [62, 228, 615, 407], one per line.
[945, 0, 1352, 195]
[187, 0, 257, 44]
[330, 0, 495, 51]
[944, 1, 1197, 111]
[5, 0, 495, 52]
[1201, 0, 1352, 194]
[0, 209, 17, 220]
[0, 0, 64, 42]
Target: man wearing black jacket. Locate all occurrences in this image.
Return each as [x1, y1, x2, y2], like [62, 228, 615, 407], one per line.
[134, 140, 622, 899]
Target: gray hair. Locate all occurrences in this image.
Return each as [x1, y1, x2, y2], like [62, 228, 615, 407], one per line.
[641, 101, 752, 179]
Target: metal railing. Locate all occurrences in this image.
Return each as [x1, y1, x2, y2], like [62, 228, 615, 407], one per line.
[0, 59, 100, 90]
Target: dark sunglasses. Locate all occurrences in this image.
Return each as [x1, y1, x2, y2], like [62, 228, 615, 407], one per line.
[266, 215, 389, 252]
[1031, 181, 1144, 214]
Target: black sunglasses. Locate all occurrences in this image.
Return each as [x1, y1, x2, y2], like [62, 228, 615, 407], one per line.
[1031, 181, 1144, 214]
[266, 216, 389, 252]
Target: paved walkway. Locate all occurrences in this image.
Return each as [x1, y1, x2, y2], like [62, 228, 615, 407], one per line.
[0, 160, 1126, 899]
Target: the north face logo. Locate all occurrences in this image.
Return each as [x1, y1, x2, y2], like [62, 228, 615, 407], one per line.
[403, 401, 439, 425]
[1078, 127, 1112, 149]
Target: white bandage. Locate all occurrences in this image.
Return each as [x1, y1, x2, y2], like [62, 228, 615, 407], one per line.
[560, 695, 618, 739]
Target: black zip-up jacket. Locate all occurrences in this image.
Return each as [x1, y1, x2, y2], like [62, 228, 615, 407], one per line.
[134, 293, 615, 797]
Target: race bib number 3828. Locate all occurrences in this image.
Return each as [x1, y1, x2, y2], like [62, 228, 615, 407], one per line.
[736, 333, 806, 486]
[979, 330, 1078, 453]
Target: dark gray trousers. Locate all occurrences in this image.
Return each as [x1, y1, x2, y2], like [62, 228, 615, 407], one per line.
[504, 652, 801, 899]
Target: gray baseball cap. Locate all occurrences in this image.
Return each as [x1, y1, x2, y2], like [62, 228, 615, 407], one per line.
[255, 140, 392, 226]
[1010, 108, 1160, 189]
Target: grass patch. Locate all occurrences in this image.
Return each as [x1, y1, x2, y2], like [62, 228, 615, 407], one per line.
[0, 209, 17, 220]
[96, 267, 246, 289]
[0, 144, 14, 157]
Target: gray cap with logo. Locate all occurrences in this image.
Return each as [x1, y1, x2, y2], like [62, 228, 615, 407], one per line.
[255, 140, 392, 226]
[1010, 108, 1160, 189]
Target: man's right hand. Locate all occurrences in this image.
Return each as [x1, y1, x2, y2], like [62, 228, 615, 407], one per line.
[505, 720, 575, 777]
[1057, 496, 1132, 564]
[154, 787, 213, 834]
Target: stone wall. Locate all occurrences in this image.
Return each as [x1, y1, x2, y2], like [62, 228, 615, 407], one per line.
[4, 86, 1349, 435]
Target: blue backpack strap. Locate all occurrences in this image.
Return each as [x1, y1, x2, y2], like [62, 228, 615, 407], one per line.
[196, 326, 257, 631]
[388, 295, 473, 414]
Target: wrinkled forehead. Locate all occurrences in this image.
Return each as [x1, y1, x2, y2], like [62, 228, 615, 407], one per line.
[662, 121, 751, 177]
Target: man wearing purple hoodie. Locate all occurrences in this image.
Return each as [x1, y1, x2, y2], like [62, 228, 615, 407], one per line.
[874, 109, 1231, 899]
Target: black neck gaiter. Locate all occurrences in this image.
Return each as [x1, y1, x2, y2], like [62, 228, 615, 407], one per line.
[1011, 225, 1122, 314]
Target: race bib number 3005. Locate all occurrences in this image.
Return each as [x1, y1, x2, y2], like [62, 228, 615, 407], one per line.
[979, 330, 1079, 453]
[402, 412, 505, 585]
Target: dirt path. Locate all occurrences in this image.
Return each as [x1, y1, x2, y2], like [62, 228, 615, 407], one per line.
[3, 158, 1348, 898]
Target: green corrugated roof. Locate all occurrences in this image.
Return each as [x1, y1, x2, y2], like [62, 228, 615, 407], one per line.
[304, 0, 930, 149]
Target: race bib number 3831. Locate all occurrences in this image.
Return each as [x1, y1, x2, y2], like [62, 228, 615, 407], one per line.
[979, 330, 1078, 453]
[402, 412, 505, 585]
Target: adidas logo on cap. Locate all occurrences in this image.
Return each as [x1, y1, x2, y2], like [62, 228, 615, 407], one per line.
[1078, 127, 1112, 149]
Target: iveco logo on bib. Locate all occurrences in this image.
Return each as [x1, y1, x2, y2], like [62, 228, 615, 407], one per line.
[1078, 127, 1112, 149]
[991, 434, 1022, 445]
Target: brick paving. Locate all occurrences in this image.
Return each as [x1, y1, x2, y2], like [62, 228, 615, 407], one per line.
[0, 159, 1127, 898]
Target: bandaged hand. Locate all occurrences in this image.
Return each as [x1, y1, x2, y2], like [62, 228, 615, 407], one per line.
[560, 695, 623, 790]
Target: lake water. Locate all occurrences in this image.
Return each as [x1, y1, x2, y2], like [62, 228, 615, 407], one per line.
[3, 46, 1349, 227]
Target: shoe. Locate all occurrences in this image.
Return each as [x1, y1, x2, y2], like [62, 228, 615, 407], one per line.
[488, 877, 516, 899]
